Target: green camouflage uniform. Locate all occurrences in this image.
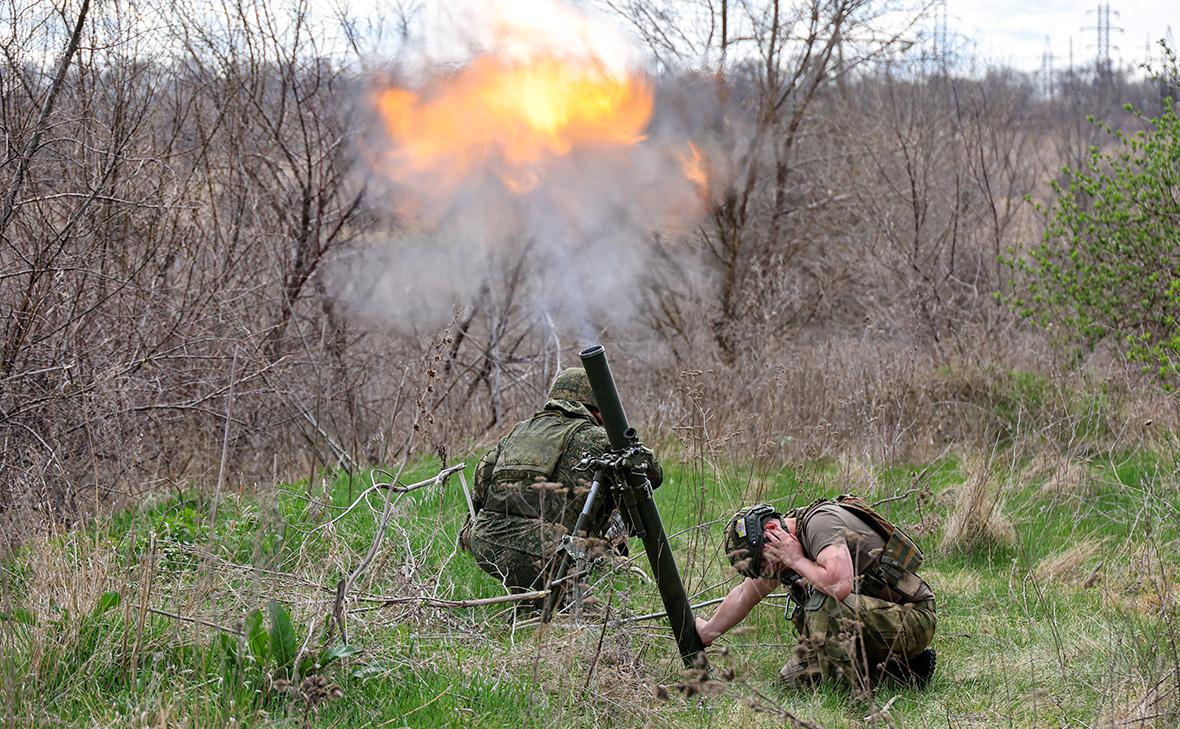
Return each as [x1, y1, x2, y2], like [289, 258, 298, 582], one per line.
[460, 396, 662, 593]
[786, 503, 936, 688]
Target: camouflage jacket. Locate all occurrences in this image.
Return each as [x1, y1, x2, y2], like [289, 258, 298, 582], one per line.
[468, 399, 662, 544]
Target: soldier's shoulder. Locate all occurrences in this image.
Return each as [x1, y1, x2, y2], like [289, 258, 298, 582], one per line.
[810, 501, 843, 516]
[800, 502, 845, 529]
[568, 421, 610, 452]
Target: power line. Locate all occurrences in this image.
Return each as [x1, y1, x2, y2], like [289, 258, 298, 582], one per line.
[932, 0, 949, 64]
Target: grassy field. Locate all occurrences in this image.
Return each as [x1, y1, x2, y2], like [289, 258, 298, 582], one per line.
[3, 447, 1179, 728]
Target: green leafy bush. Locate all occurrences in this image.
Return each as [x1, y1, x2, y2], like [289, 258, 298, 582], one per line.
[1008, 48, 1180, 388]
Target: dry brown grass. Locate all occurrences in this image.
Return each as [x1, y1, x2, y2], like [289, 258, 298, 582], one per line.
[12, 529, 120, 681]
[1033, 538, 1102, 583]
[1100, 678, 1179, 728]
[1034, 457, 1096, 499]
[940, 455, 1017, 553]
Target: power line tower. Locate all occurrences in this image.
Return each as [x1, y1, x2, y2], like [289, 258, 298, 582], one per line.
[1040, 35, 1055, 98]
[1085, 3, 1123, 77]
[932, 0, 949, 65]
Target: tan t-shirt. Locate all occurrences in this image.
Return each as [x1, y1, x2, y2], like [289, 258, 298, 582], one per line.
[798, 503, 934, 602]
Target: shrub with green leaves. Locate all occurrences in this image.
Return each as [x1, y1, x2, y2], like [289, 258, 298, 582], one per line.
[1008, 49, 1180, 388]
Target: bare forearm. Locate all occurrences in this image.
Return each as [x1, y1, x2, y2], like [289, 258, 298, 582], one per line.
[790, 559, 838, 598]
[698, 577, 777, 644]
[788, 550, 852, 601]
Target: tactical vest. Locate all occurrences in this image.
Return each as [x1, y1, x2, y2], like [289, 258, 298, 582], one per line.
[797, 495, 927, 603]
[481, 412, 592, 529]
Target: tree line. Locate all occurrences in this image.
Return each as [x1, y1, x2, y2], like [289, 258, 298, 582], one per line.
[2, 0, 1175, 537]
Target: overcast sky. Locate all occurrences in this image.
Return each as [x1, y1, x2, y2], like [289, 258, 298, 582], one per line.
[352, 0, 1179, 77]
[942, 0, 1177, 73]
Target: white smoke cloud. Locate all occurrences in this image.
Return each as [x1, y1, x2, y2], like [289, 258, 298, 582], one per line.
[327, 0, 714, 345]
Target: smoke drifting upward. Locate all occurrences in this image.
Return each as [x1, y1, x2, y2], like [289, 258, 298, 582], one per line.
[332, 0, 712, 343]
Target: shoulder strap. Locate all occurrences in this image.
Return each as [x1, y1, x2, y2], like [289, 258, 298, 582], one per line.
[793, 497, 832, 558]
[835, 494, 925, 576]
[794, 497, 830, 529]
[832, 494, 895, 541]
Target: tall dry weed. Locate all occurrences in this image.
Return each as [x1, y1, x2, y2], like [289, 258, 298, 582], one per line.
[941, 455, 1016, 552]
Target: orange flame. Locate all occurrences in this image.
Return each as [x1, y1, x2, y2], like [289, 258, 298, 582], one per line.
[678, 142, 708, 194]
[372, 55, 653, 195]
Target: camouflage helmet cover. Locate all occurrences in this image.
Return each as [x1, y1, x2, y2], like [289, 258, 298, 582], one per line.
[724, 503, 785, 579]
[548, 367, 597, 409]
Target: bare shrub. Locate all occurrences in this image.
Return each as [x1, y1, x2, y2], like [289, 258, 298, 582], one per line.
[2, 0, 1177, 555]
[1100, 679, 1179, 728]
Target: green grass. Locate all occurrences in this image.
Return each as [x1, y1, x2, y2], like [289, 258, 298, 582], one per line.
[3, 450, 1179, 727]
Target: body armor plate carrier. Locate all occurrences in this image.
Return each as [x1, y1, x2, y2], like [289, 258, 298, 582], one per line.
[482, 413, 591, 527]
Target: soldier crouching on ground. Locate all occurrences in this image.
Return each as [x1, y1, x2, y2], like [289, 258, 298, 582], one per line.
[695, 497, 936, 693]
[459, 367, 661, 599]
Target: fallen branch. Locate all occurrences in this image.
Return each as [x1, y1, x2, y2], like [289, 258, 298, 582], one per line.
[320, 463, 466, 531]
[148, 607, 243, 636]
[349, 590, 549, 614]
[334, 459, 470, 641]
[617, 593, 792, 624]
[175, 545, 500, 607]
[375, 463, 468, 493]
[863, 695, 899, 724]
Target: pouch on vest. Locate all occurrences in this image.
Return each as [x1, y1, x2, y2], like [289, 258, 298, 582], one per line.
[833, 495, 924, 576]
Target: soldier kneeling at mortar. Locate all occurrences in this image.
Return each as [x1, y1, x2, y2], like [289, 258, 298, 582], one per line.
[695, 497, 936, 690]
[459, 367, 661, 600]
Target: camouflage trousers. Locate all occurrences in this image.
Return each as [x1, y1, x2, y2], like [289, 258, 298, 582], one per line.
[460, 512, 567, 595]
[460, 511, 627, 611]
[786, 592, 937, 689]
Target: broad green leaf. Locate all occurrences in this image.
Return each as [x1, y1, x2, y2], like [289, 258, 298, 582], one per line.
[267, 600, 298, 673]
[244, 608, 269, 665]
[321, 644, 358, 665]
[93, 591, 121, 617]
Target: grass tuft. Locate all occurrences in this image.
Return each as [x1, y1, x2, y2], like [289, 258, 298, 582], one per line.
[1033, 538, 1103, 584]
[1035, 457, 1096, 499]
[940, 455, 1017, 553]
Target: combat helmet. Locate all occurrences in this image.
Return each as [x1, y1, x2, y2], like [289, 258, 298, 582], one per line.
[548, 367, 597, 409]
[725, 504, 786, 579]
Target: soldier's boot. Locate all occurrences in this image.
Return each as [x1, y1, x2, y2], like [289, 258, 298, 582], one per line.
[881, 647, 937, 686]
[779, 640, 822, 689]
[778, 659, 822, 689]
[907, 647, 936, 685]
